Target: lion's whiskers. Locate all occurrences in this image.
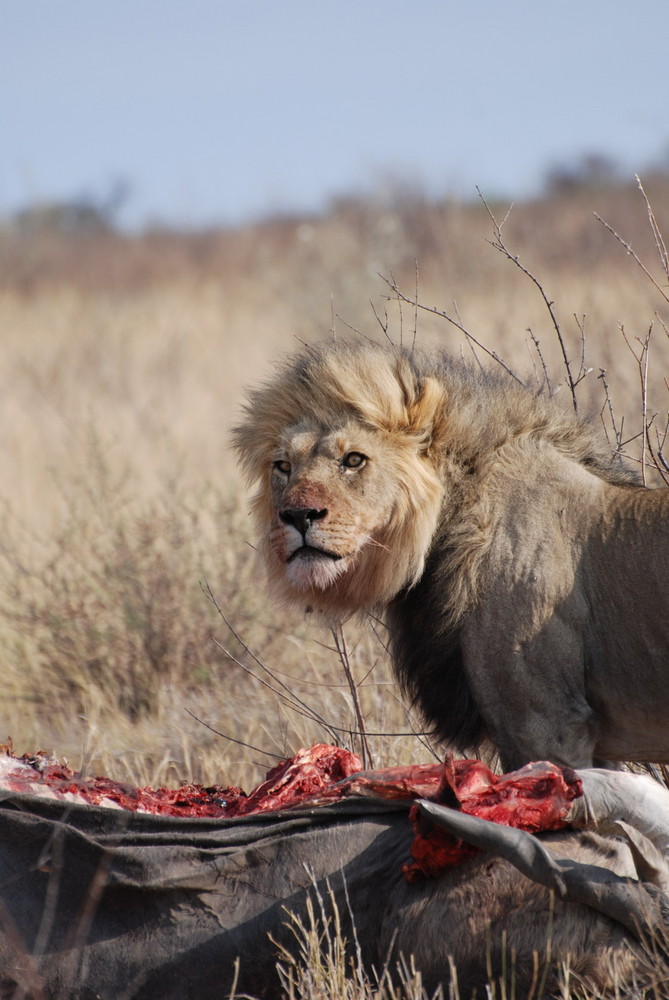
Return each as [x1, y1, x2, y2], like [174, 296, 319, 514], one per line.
[366, 537, 392, 553]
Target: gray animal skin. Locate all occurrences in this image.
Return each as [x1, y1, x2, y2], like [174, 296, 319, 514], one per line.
[0, 788, 667, 999]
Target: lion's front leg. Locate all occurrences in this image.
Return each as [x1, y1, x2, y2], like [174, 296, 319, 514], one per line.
[460, 613, 598, 771]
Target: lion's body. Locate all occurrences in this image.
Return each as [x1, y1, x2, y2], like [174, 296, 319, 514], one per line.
[234, 340, 669, 770]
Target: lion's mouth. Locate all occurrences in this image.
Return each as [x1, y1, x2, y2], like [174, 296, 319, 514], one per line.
[287, 545, 343, 564]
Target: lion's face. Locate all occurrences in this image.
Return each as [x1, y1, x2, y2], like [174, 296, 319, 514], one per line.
[267, 419, 405, 596]
[234, 341, 448, 618]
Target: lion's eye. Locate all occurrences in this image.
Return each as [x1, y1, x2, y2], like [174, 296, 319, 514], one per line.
[342, 452, 367, 470]
[274, 459, 292, 476]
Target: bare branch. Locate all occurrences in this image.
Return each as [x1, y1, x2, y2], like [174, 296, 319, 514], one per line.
[526, 326, 552, 393]
[412, 258, 419, 351]
[184, 709, 282, 760]
[477, 188, 580, 410]
[202, 580, 340, 741]
[647, 417, 669, 486]
[380, 273, 523, 384]
[334, 313, 363, 338]
[331, 624, 372, 769]
[573, 313, 591, 385]
[388, 269, 405, 347]
[330, 293, 336, 339]
[595, 196, 669, 306]
[620, 324, 654, 485]
[370, 299, 393, 344]
[211, 635, 339, 744]
[598, 368, 624, 454]
[637, 175, 669, 285]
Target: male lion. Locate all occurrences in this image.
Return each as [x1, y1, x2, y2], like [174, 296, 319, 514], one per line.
[233, 339, 669, 770]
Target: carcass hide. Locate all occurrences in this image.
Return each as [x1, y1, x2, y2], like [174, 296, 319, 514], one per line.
[0, 755, 667, 998]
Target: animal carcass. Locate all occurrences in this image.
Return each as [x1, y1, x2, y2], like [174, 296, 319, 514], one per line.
[0, 753, 668, 998]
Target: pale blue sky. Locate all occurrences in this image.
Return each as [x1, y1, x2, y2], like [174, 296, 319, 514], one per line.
[3, 1, 668, 229]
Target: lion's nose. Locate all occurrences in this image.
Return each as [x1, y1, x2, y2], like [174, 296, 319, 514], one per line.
[279, 507, 328, 536]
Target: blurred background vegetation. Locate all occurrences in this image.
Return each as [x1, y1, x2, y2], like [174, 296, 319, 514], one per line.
[0, 164, 667, 790]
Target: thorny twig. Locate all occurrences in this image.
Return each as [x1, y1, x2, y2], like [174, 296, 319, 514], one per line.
[574, 313, 589, 381]
[412, 258, 419, 351]
[204, 581, 416, 759]
[598, 368, 625, 454]
[369, 299, 393, 344]
[616, 321, 669, 486]
[381, 272, 524, 384]
[184, 709, 283, 760]
[654, 429, 669, 480]
[640, 176, 669, 282]
[595, 179, 669, 483]
[211, 633, 341, 745]
[594, 176, 669, 305]
[478, 187, 589, 410]
[526, 327, 552, 394]
[202, 580, 341, 745]
[620, 324, 653, 486]
[646, 427, 669, 486]
[331, 624, 372, 768]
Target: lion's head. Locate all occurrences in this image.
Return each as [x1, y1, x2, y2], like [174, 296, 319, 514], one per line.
[232, 340, 448, 617]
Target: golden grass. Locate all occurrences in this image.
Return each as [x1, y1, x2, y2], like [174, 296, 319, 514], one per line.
[0, 177, 667, 792]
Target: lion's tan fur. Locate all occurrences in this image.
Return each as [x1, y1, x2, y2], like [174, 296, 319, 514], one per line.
[234, 339, 669, 769]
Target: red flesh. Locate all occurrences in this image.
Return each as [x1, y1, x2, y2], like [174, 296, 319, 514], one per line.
[0, 744, 581, 878]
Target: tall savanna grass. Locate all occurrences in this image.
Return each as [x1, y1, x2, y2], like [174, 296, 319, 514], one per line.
[0, 174, 667, 791]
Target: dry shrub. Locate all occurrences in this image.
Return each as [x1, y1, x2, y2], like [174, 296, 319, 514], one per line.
[0, 440, 424, 787]
[0, 427, 421, 788]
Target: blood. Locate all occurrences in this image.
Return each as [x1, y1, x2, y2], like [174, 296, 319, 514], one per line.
[0, 744, 581, 877]
[0, 750, 246, 817]
[402, 758, 582, 881]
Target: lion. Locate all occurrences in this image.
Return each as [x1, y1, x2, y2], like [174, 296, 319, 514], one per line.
[233, 339, 669, 770]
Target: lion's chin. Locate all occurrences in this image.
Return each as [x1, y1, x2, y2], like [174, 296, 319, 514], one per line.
[284, 550, 349, 592]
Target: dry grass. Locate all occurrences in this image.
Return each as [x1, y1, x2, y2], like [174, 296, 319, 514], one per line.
[270, 879, 669, 1000]
[0, 176, 667, 793]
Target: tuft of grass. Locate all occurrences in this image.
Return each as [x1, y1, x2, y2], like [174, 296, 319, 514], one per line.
[275, 884, 439, 1000]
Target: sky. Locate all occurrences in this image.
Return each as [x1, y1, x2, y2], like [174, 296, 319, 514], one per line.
[3, 1, 668, 230]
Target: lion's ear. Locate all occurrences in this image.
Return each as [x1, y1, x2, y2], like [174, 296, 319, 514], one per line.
[407, 377, 447, 454]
